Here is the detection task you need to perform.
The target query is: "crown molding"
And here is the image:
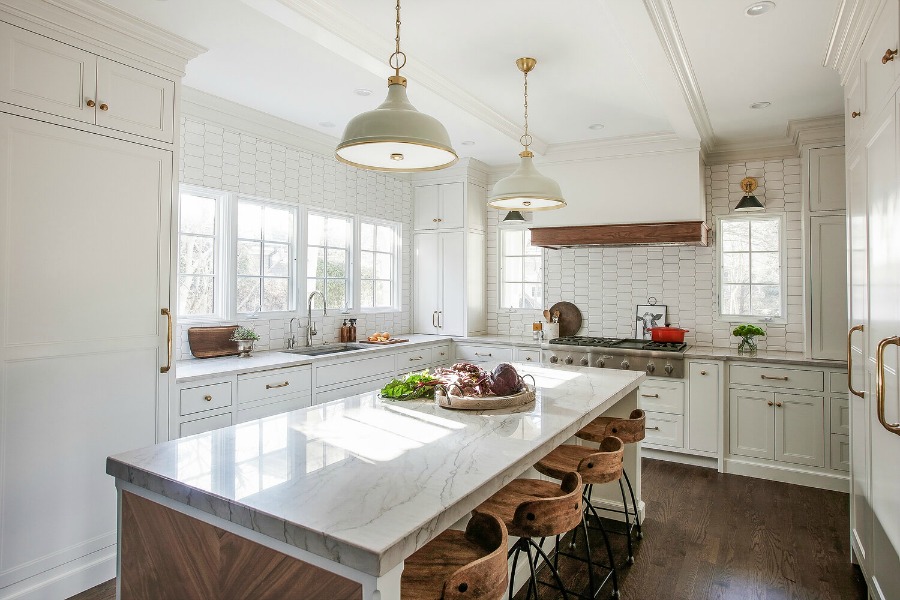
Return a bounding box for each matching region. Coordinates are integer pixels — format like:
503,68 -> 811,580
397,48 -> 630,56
410,157 -> 490,188
704,115 -> 845,164
824,0 -> 883,85
642,0 -> 717,155
542,131 -> 701,163
0,0 -> 206,76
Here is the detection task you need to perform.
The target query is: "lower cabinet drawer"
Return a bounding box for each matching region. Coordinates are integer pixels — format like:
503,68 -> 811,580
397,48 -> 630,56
830,434 -> 850,472
239,366 -> 312,405
180,412 -> 232,437
644,411 -> 684,448
730,364 -> 824,392
829,372 -> 847,394
315,378 -> 382,404
317,354 -> 395,388
180,382 -> 233,416
237,394 -> 311,423
831,397 -> 850,435
395,347 -> 433,373
454,344 -> 513,363
432,343 -> 452,365
517,349 -> 541,364
639,380 -> 685,415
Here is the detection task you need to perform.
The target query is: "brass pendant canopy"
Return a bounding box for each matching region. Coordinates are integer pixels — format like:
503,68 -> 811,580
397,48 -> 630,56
335,0 -> 457,172
734,176 -> 765,212
488,57 -> 565,211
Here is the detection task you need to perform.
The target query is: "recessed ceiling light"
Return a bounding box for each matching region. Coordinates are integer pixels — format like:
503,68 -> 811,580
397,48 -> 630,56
588,123 -> 605,130
354,88 -> 372,96
319,121 -> 335,128
750,101 -> 772,109
461,140 -> 476,146
745,1 -> 776,16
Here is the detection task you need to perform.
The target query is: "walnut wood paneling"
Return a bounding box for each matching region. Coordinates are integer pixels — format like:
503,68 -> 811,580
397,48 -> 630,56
121,492 -> 362,600
529,221 -> 709,248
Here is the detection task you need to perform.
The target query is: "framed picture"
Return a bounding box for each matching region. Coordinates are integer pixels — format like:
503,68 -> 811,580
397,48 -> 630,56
635,304 -> 667,339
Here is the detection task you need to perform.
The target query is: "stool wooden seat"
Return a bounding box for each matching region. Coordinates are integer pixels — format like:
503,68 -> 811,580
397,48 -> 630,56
534,437 -> 624,484
576,409 -> 646,444
402,511 -> 508,600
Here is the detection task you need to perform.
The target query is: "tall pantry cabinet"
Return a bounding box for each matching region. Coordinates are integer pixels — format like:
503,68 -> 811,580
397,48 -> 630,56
0,2 -> 202,599
831,1 -> 900,597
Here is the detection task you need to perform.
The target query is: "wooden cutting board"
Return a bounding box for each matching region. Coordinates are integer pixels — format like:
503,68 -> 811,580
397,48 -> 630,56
549,301 -> 583,337
188,325 -> 240,358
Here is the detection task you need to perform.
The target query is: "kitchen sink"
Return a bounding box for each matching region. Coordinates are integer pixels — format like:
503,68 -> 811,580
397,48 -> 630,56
281,344 -> 367,356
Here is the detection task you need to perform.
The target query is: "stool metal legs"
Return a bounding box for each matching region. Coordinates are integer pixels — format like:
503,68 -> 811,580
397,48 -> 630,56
508,537 -> 569,600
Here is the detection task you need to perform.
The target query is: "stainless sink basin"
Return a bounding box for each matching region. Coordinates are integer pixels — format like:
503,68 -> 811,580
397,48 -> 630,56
281,344 -> 367,356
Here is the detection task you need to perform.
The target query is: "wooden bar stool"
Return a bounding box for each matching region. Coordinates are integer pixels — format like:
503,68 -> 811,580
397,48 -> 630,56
402,511 -> 509,600
534,437 -> 624,597
576,409 -> 646,545
473,472 -> 586,600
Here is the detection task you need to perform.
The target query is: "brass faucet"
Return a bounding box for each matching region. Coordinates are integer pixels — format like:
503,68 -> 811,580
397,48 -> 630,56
306,291 -> 326,346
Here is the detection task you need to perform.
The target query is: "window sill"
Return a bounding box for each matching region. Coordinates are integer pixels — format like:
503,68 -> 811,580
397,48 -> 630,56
358,308 -> 402,315
717,315 -> 787,326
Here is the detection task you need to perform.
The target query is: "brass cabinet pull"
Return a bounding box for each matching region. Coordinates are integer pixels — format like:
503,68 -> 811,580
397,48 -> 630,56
848,324 -> 865,398
875,336 -> 900,435
851,111 -> 861,118
438,311 -> 442,328
761,375 -> 789,381
409,356 -> 423,361
86,99 -> 96,108
160,308 -> 172,373
641,393 -> 659,398
266,381 -> 290,389
648,426 -> 660,431
440,351 -> 446,356
432,311 -> 437,327
700,370 -> 708,375
204,395 -> 212,401
99,103 -> 109,111
767,401 -> 774,406
474,352 -> 492,357
882,48 -> 898,64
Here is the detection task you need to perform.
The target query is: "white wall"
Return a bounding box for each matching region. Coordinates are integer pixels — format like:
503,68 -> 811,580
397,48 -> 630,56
487,158 -> 806,352
176,115 -> 413,359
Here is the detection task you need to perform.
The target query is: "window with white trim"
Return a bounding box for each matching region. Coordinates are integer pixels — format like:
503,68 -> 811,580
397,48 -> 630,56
177,187 -> 225,318
236,198 -> 297,314
718,214 -> 785,320
359,220 -> 399,309
307,212 -> 353,311
499,227 -> 543,309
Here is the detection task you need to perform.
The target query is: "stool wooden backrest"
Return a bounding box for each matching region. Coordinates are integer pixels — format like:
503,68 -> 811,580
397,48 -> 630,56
512,472 -> 583,538
442,512 -> 508,600
580,409 -> 646,444
576,436 -> 624,484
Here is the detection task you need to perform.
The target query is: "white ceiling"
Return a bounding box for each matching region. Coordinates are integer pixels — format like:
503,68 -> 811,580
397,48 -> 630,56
103,0 -> 844,164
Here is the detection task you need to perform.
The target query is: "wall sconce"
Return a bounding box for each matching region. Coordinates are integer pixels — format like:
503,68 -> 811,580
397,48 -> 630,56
502,210 -> 527,223
734,177 -> 765,212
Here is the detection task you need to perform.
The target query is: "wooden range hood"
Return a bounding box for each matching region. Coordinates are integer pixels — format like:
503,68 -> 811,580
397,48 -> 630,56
529,220 -> 710,249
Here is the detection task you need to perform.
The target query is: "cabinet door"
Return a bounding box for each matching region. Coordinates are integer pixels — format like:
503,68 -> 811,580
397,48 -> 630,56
689,362 -> 719,453
729,389 -> 774,460
439,231 -> 467,335
413,233 -> 440,333
861,0 -> 899,115
845,67 -> 865,148
95,58 -> 175,143
414,184 -> 440,230
0,115 -> 171,586
809,147 -> 846,211
438,182 -> 465,229
775,393 -> 825,468
0,21 -> 96,123
810,215 -> 848,360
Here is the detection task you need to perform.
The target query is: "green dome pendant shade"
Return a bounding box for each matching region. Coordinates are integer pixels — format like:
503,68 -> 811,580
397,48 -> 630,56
335,1 -> 457,173
734,177 -> 765,212
488,57 -> 565,211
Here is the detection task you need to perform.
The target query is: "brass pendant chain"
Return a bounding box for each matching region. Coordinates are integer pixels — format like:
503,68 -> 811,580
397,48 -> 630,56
390,0 -> 406,76
522,69 -> 530,152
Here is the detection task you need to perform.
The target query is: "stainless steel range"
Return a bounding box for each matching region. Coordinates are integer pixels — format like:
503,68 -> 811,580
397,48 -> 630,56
542,336 -> 687,378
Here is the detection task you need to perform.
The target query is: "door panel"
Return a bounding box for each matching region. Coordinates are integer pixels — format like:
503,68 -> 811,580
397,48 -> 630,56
438,182 -> 465,229
729,390 -> 774,460
809,146 -> 846,211
413,184 -> 439,231
95,57 -> 175,142
775,393 -> 825,468
413,234 -> 439,334
439,231 -> 466,335
810,215 -> 848,360
688,362 -> 719,453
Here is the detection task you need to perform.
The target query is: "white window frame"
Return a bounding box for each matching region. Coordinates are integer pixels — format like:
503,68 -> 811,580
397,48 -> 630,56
176,184 -> 229,323
357,216 -> 402,313
498,224 -> 544,311
304,208 -> 355,315
716,213 -> 788,324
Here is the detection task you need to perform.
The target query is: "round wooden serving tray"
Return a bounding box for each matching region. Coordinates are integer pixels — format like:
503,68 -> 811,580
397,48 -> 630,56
435,383 -> 536,411
549,301 -> 582,337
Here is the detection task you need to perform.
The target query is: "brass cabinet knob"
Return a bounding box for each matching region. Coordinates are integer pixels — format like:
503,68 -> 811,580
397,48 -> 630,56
99,103 -> 109,111
767,401 -> 774,406
526,356 -> 532,361
432,218 -> 438,222
700,370 -> 708,375
851,111 -> 861,118
775,401 -> 783,407
86,99 -> 96,108
883,48 -> 898,64
204,395 -> 212,401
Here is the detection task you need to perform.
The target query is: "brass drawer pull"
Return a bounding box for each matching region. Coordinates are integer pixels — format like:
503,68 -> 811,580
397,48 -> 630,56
474,352 -> 492,357
851,111 -> 861,118
876,336 -> 900,436
761,375 -> 789,381
409,356 -> 423,361
525,356 -> 533,361
848,325 -> 865,398
647,426 -> 660,431
641,393 -> 659,398
266,381 -> 290,389
204,395 -> 212,401
883,48 -> 897,64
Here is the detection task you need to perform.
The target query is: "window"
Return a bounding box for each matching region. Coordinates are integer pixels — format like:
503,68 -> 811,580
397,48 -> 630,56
177,187 -> 225,318
359,220 -> 398,309
718,215 -> 785,320
500,228 -> 543,309
236,198 -> 296,314
307,212 -> 353,310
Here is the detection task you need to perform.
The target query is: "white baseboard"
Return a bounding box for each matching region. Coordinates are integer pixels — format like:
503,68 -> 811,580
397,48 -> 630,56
643,448 -> 718,469
723,458 -> 849,492
0,548 -> 115,600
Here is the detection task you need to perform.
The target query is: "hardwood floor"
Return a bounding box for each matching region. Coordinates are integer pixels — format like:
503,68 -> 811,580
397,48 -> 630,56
69,459 -> 866,600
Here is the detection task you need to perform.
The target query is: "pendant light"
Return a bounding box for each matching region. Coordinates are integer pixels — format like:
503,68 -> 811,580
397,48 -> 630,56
734,177 -> 765,212
335,1 -> 457,172
488,57 -> 565,211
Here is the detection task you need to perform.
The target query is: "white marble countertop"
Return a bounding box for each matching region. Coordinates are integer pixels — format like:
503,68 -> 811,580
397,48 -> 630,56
456,334 -> 543,348
108,364 -> 644,577
685,346 -> 847,369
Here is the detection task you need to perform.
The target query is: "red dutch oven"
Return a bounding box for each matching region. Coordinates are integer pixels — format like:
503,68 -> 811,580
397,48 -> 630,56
648,327 -> 689,343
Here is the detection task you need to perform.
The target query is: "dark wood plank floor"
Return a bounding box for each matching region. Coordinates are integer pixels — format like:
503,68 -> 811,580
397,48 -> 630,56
70,459 -> 866,600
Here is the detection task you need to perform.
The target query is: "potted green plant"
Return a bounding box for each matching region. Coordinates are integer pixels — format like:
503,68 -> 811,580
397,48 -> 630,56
230,326 -> 260,358
732,324 -> 766,355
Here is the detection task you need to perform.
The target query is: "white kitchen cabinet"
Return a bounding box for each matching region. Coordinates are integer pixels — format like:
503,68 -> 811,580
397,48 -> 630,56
729,390 -> 776,460
180,381 -> 233,416
688,362 -> 720,454
861,0 -> 899,117
845,66 -> 865,150
775,393 -> 826,468
0,21 -> 175,143
809,214 -> 848,360
644,411 -> 684,448
454,343 -> 514,364
414,182 -> 464,230
180,412 -> 233,437
808,147 -> 847,212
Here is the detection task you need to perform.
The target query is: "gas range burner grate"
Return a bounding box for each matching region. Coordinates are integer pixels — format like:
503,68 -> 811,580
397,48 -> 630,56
550,336 -> 687,352
642,341 -> 688,352
549,336 -> 622,347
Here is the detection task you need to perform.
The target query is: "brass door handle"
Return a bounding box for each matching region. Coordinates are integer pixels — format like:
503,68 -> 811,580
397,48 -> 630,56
875,336 -> 900,436
99,103 -> 109,111
432,311 -> 437,327
851,111 -> 861,118
848,324 -> 865,398
266,381 -> 290,389
641,393 -> 659,398
86,99 -> 96,108
761,375 -> 789,381
437,311 -> 443,328
160,308 -> 172,373
204,395 -> 212,401
883,48 -> 897,64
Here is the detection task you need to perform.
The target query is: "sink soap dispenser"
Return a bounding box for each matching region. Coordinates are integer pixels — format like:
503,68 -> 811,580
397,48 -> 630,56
340,319 -> 349,343
348,318 -> 357,343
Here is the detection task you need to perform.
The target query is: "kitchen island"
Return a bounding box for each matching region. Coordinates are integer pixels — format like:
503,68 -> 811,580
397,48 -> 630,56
107,364 -> 645,600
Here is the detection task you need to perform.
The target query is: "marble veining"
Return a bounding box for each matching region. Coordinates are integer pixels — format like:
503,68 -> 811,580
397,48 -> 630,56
108,364 -> 643,576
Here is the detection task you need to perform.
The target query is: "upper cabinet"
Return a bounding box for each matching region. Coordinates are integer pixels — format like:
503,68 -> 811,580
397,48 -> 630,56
861,0 -> 899,116
808,147 -> 846,212
0,21 -> 175,143
413,182 -> 465,230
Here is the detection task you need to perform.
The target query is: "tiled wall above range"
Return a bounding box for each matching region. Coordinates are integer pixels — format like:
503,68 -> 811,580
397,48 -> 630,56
487,158 -> 805,353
